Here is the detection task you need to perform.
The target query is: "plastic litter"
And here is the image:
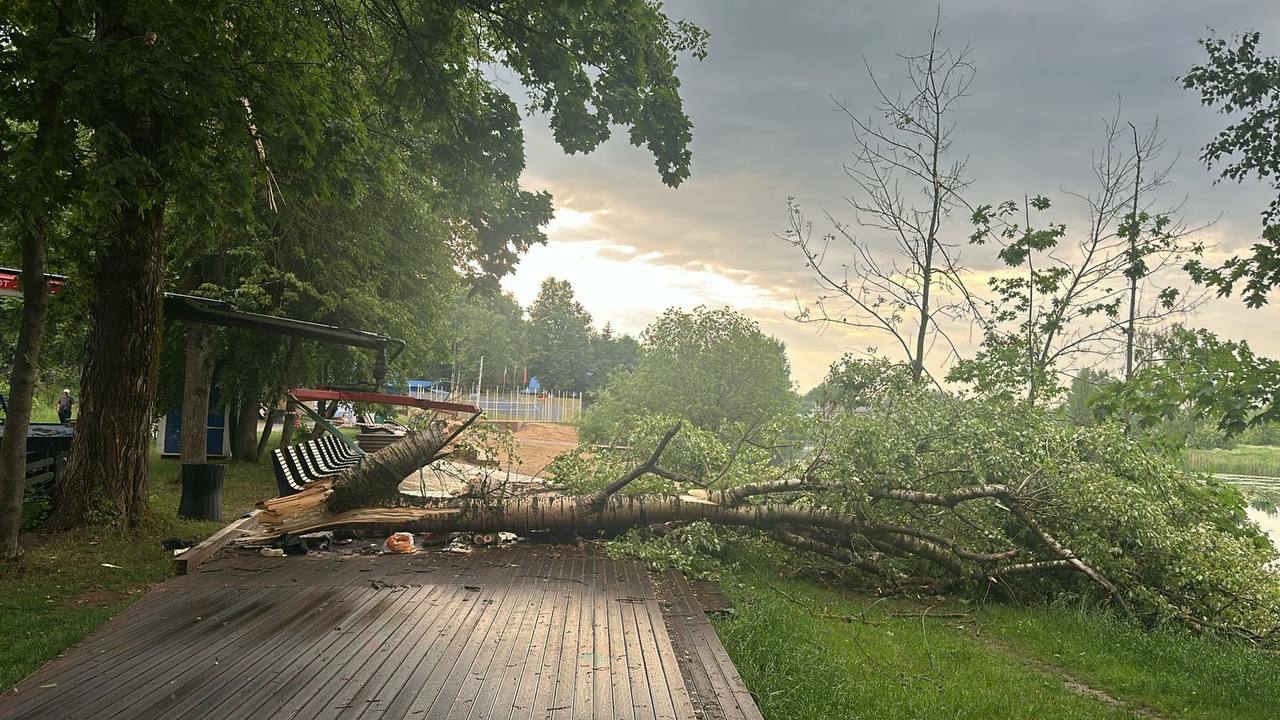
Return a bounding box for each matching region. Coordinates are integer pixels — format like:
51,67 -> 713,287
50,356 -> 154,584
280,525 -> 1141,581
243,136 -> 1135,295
383,532 -> 416,554
259,548 -> 285,557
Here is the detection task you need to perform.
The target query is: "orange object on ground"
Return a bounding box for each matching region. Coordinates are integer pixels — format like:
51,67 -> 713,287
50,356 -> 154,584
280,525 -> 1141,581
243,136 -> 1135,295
384,532 -> 415,553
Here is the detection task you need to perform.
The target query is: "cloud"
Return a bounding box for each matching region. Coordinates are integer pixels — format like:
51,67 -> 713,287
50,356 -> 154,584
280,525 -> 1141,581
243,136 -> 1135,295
509,0 -> 1280,388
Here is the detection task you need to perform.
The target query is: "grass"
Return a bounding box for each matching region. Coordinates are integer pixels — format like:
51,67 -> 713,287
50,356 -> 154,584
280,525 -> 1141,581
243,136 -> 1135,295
713,561 -> 1280,720
976,604 -> 1280,720
1186,444 -> 1280,479
0,454 -> 278,691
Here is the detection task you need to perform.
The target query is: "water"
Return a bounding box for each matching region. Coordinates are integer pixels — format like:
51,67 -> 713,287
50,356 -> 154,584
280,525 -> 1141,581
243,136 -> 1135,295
1215,474 -> 1280,551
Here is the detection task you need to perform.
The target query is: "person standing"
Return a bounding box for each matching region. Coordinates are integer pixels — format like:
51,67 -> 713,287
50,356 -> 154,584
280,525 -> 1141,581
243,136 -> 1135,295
56,388 -> 73,424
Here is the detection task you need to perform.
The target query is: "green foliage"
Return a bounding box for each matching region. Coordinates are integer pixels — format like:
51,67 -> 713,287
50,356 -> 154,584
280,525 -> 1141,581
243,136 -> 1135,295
957,185 -> 1200,404
526,277 -> 596,393
1094,326 -> 1280,435
1182,31 -> 1280,307
805,354 -> 914,414
580,306 -> 797,441
442,288 -> 528,389
1059,367 -> 1115,426
606,521 -> 726,579
807,391 -> 1280,636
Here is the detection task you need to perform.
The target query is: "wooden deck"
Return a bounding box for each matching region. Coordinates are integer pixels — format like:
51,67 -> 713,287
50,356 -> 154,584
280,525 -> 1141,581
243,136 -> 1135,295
0,544 -> 762,720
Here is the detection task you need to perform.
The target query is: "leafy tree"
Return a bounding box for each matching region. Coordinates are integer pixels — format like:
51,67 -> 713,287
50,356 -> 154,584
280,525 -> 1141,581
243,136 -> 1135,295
952,119 -> 1202,404
525,277 -> 594,393
581,306 -> 797,441
1060,367 -> 1115,427
783,14 -> 975,385
443,288 -> 527,392
1181,31 -> 1280,306
2,0 -> 708,532
1094,325 -> 1280,436
806,354 -> 913,415
586,323 -> 640,397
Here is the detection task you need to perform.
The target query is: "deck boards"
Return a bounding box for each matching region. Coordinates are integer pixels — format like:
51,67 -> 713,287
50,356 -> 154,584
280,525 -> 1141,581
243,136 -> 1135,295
1,544 -> 761,720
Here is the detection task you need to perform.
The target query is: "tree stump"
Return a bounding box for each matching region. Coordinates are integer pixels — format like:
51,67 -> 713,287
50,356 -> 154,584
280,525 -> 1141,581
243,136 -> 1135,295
178,463 -> 226,521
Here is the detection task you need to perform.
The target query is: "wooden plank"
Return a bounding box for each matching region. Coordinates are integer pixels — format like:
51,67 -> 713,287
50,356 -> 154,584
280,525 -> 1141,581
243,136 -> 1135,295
162,585 -> 382,720
509,553 -> 567,719
603,559 -> 636,720
1,546 -> 748,720
390,560 -> 525,717
658,570 -> 764,720
438,559 -> 537,720
631,564 -> 694,720
174,510 -> 262,574
338,582 -> 482,719
482,553 -> 558,720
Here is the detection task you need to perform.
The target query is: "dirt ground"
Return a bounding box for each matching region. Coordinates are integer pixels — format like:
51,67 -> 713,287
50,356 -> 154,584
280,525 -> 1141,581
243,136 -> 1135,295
504,422 -> 580,477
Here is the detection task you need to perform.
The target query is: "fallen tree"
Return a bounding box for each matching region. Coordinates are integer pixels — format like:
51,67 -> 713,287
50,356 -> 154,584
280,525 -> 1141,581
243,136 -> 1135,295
249,392 -> 1280,645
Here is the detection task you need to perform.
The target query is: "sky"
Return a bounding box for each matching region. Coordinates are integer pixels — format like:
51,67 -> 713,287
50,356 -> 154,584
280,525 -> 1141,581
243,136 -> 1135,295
501,0 -> 1280,391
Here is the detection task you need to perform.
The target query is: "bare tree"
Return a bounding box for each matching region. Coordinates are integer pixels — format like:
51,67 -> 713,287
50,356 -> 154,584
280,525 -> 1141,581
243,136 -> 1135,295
784,14 -> 975,385
957,112 -> 1208,403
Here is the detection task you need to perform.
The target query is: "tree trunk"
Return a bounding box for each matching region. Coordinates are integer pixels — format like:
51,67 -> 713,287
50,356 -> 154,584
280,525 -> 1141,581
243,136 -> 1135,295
0,221 -> 53,560
178,324 -> 218,466
0,76 -> 65,558
231,400 -> 260,462
48,5 -> 166,530
49,201 -> 165,529
270,337 -> 303,452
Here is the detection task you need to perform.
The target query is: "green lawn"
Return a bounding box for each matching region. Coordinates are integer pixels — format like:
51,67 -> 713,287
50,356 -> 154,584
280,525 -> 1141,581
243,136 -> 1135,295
0,454 -> 278,691
714,564 -> 1280,720
976,604 -> 1280,720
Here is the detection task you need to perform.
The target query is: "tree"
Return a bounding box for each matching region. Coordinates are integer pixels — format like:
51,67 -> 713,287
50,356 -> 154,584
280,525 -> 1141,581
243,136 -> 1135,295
254,392 -> 1280,643
3,0 -> 708,531
805,355 -> 913,415
0,0 -> 84,558
526,277 -> 595,393
443,288 -> 527,392
581,306 -> 796,440
951,117 -> 1203,404
1181,31 -> 1280,307
1094,325 -> 1280,436
783,14 -> 975,385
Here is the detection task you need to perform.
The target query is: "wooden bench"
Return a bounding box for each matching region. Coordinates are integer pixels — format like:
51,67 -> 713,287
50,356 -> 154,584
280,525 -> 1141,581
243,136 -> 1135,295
271,435 -> 365,496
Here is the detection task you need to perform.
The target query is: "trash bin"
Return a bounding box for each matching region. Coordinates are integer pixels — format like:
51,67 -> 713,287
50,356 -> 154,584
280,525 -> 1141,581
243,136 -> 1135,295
178,463 -> 226,521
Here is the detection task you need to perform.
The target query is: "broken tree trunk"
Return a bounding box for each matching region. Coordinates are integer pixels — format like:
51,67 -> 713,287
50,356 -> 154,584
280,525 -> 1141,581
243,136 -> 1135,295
247,422 -> 1126,611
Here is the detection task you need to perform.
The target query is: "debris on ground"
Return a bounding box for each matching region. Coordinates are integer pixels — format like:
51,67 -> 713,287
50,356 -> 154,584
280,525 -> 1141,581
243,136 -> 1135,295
383,532 -> 416,554
259,548 -> 285,557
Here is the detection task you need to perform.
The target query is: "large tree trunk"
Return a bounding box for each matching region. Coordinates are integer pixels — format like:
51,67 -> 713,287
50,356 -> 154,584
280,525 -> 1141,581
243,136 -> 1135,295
48,4 -> 165,530
178,324 -> 218,466
49,202 -> 165,529
231,400 -> 261,462
0,220 -> 53,560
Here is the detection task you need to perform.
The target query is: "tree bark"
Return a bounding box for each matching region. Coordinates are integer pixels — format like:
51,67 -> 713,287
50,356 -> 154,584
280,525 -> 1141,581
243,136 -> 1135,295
270,337 -> 303,451
49,201 -> 165,529
178,324 -> 218,466
48,4 -> 165,530
231,400 -> 260,462
0,214 -> 53,560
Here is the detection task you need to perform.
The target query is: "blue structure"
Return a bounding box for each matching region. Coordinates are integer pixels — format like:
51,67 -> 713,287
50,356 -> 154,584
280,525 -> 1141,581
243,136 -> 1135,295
159,389 -> 230,457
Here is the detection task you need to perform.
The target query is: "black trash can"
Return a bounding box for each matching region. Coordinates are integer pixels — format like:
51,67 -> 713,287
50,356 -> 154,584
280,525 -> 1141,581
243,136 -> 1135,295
178,463 -> 226,521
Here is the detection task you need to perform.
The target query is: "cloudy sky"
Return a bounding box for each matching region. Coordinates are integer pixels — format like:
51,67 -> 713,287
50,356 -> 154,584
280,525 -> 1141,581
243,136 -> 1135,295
502,0 -> 1280,390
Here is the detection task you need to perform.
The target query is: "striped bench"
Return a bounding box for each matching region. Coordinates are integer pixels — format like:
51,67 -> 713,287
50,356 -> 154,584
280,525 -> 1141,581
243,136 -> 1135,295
271,434 -> 365,497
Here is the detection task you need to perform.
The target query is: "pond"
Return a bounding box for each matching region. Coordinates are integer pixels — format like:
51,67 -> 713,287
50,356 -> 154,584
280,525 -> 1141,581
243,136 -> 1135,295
1217,474 -> 1280,551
